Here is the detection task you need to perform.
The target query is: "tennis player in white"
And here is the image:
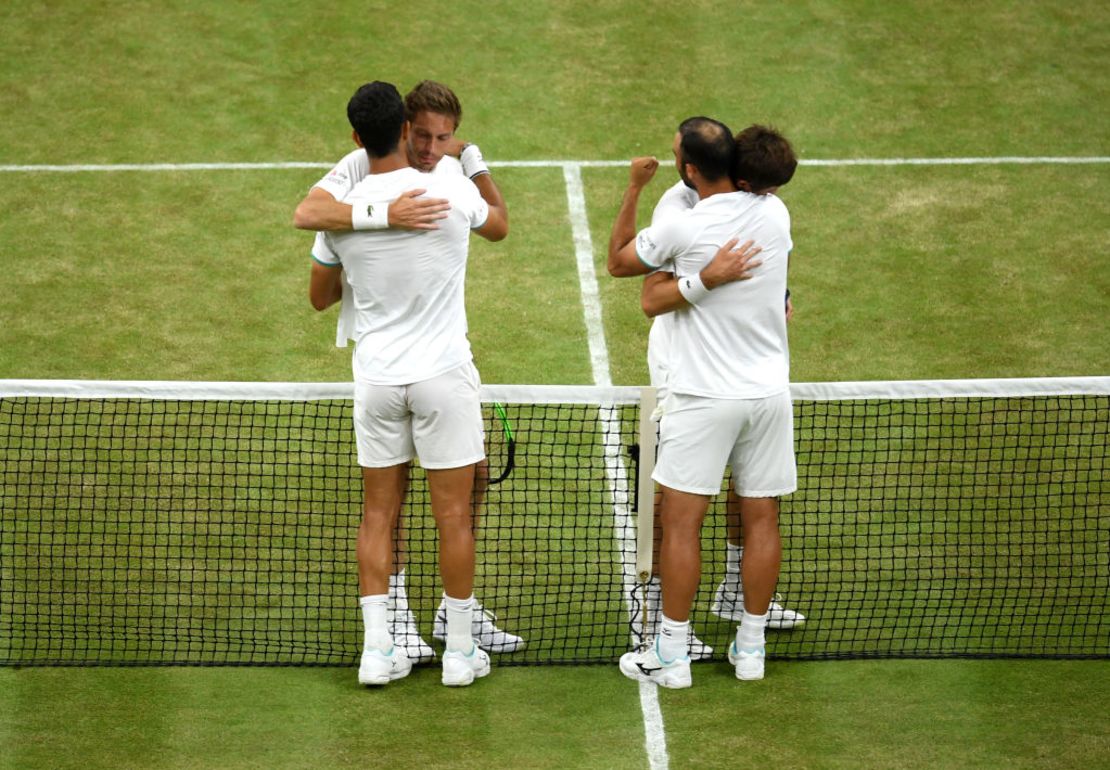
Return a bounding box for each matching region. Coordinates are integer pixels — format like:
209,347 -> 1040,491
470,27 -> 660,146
308,81 -> 508,687
643,120 -> 805,640
608,119 -> 799,687
296,81 -> 524,664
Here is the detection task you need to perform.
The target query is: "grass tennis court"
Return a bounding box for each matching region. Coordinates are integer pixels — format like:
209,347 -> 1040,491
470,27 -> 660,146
1,1 -> 1108,768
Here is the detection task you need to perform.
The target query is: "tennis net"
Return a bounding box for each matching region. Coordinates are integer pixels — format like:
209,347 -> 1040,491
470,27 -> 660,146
1,377 -> 1107,666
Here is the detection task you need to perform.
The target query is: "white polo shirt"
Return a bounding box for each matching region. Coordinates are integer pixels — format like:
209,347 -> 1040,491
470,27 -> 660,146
312,166 -> 488,385
635,190 -> 793,399
312,150 -> 465,347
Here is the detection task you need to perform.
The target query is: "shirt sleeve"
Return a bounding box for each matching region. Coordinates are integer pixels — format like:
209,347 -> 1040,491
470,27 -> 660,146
456,177 -> 490,230
313,149 -> 368,200
311,231 -> 342,267
634,223 -> 678,271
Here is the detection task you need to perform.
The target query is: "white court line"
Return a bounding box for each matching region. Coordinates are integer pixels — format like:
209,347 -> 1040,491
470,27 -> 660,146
561,163 -> 670,770
1,156 -> 1108,172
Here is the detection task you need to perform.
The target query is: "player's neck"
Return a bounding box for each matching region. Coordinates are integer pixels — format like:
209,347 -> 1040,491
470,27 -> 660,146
695,177 -> 736,200
367,148 -> 410,175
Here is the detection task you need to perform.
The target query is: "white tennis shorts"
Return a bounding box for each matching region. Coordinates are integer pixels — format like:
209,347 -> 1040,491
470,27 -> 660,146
352,361 -> 485,469
652,389 -> 797,497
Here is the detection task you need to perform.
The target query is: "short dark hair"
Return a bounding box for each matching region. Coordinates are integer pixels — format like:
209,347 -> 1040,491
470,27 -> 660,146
678,116 -> 735,183
733,125 -> 797,192
404,80 -> 462,128
347,81 -> 405,158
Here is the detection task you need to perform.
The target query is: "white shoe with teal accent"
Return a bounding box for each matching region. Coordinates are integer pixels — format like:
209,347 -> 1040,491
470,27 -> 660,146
728,640 -> 765,681
441,642 -> 491,687
712,584 -> 806,629
358,646 -> 412,686
619,638 -> 692,689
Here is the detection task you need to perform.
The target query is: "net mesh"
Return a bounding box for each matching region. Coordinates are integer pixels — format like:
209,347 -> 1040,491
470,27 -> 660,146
1,380 -> 1106,666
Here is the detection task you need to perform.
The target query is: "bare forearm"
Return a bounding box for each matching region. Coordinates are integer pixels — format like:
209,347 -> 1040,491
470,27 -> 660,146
641,273 -> 686,317
294,195 -> 354,231
309,264 -> 344,311
473,173 -> 509,239
608,185 -> 643,275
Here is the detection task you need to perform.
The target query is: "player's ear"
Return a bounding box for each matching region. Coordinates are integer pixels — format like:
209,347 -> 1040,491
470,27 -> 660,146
401,121 -> 411,141
351,130 -> 363,148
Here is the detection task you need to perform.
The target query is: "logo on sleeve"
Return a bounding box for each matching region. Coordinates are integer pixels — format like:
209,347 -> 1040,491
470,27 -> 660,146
635,230 -> 657,258
366,204 -> 374,217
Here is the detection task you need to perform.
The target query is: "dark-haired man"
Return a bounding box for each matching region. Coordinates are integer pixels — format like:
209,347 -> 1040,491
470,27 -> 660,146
640,123 -> 806,646
295,81 -> 522,663
308,81 -> 508,687
608,119 -> 799,687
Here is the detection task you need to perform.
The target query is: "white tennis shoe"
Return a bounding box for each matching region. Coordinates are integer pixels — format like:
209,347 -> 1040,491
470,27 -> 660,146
358,646 -> 412,686
728,640 -> 765,681
712,584 -> 806,629
619,638 -> 692,689
433,599 -> 525,654
441,642 -> 491,687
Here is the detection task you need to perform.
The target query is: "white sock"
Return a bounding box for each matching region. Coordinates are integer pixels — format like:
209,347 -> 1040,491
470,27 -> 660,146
658,614 -> 689,662
444,593 -> 475,653
724,543 -> 744,595
359,594 -> 391,651
737,610 -> 768,651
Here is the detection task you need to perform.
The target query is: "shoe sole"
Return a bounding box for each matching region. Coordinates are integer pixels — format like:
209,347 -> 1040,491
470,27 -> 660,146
359,667 -> 411,686
442,661 -> 491,687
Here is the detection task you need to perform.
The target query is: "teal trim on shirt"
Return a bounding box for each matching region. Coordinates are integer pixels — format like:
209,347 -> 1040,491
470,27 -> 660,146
311,253 -> 341,268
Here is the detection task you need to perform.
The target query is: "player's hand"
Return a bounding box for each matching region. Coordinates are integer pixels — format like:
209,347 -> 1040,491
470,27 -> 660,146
785,295 -> 794,322
444,137 -> 468,158
701,237 -> 763,289
629,157 -> 659,189
387,189 -> 450,231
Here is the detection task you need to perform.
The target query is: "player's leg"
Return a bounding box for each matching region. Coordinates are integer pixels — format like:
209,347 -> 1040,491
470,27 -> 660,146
387,463 -> 436,663
427,463 -> 477,602
620,485 -> 709,689
621,393 -> 730,688
726,391 -> 796,681
635,484 -> 713,659
357,463 -> 413,685
737,497 -> 781,616
434,455 -> 524,652
426,462 -> 489,686
352,380 -> 416,685
713,486 -> 805,628
711,483 -> 744,613
410,362 -> 490,686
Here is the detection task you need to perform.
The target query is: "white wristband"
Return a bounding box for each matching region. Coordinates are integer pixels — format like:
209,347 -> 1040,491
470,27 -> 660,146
678,272 -> 711,305
351,200 -> 389,230
460,143 -> 490,179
